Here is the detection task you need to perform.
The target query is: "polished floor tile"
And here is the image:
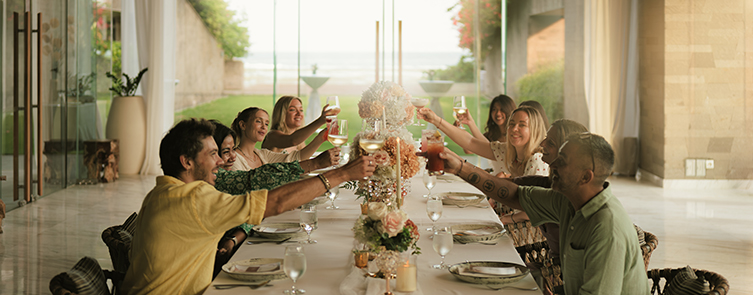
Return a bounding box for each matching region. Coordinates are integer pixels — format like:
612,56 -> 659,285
0,175 -> 750,294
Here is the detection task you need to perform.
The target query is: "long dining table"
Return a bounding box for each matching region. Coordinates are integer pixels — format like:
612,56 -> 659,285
206,175 -> 541,295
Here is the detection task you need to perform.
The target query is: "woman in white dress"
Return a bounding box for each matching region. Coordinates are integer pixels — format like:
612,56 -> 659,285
262,96 -> 338,154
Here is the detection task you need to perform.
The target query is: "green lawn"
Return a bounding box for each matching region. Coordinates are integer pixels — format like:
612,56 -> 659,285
175,94 -> 491,155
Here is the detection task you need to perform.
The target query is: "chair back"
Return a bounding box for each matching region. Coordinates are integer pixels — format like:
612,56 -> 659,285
647,267 -> 729,295
641,230 -> 659,270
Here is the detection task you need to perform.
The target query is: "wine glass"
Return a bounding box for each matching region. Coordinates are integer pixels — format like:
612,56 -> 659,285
325,96 -> 341,122
432,226 -> 453,269
411,97 -> 429,126
359,118 -> 385,157
325,185 -> 340,210
453,96 -> 468,130
328,119 -> 348,168
426,195 -> 442,233
422,169 -> 436,198
283,245 -> 307,294
299,204 -> 318,244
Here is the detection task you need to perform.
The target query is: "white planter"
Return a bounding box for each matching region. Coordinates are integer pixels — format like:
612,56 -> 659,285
105,96 -> 146,175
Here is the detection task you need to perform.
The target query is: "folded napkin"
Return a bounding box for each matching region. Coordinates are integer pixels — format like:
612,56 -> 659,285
446,195 -> 479,200
230,262 -> 280,273
258,227 -> 300,233
459,266 -> 519,277
454,228 -> 499,236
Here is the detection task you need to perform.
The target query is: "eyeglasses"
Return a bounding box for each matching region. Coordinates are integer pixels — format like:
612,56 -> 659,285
578,132 -> 596,173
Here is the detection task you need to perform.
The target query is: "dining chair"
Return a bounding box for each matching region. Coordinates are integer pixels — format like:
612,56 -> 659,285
641,229 -> 659,270
100,212 -> 137,294
49,256 -> 122,295
647,266 -> 729,295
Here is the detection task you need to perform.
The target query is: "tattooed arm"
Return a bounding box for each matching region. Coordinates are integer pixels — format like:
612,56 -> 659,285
438,148 -> 523,211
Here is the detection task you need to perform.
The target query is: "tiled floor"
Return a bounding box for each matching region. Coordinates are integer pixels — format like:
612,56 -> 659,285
0,175 -> 750,294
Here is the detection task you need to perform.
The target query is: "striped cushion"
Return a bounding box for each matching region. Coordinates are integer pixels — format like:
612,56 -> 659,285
634,224 -> 646,246
666,265 -> 710,295
121,212 -> 138,235
52,256 -> 110,295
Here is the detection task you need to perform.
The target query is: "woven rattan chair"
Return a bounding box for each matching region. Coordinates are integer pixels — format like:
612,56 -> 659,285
647,267 -> 729,295
641,230 -> 659,270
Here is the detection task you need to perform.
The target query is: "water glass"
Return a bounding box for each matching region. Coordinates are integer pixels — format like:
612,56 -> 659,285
432,226 -> 453,269
299,205 -> 318,244
426,195 -> 442,232
422,170 -> 436,198
283,245 -> 306,294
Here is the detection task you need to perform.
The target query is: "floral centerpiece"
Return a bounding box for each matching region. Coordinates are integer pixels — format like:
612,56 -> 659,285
347,81 -> 420,203
353,202 -> 420,254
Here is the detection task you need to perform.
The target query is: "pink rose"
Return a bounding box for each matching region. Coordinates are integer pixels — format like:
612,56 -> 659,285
379,211 -> 407,238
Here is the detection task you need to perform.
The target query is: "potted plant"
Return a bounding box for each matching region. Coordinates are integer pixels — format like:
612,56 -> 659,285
104,68 -> 148,175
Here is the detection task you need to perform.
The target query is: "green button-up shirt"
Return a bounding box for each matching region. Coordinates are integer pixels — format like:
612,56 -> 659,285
518,184 -> 649,295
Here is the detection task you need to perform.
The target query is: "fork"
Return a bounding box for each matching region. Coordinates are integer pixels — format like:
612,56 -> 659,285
213,281 -> 271,290
484,284 -> 538,291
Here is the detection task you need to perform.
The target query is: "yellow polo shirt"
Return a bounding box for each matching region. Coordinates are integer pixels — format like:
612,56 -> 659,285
122,176 -> 267,295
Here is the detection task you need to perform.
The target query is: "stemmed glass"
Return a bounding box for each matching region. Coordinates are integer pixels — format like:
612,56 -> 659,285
422,168 -> 436,198
359,118 -> 385,157
327,119 -> 348,168
325,96 -> 341,122
426,195 -> 442,233
432,226 -> 453,269
325,185 -> 340,210
283,245 -> 307,294
411,97 -> 429,126
453,96 -> 468,130
299,204 -> 318,244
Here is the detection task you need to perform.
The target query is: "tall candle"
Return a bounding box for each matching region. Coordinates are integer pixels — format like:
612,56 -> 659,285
396,137 -> 401,208
382,106 -> 387,130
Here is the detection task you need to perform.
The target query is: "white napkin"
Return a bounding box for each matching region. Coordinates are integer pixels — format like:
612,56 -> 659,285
459,266 -> 519,277
259,227 -> 300,233
230,262 -> 280,273
446,195 -> 478,201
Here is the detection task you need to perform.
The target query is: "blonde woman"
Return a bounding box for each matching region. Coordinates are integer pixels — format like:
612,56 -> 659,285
262,96 -> 337,153
417,105 -> 548,178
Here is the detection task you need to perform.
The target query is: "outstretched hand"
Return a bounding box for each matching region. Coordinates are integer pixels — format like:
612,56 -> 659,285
314,148 -> 341,169
416,108 -> 440,125
416,148 -> 464,175
339,155 -> 376,180
321,104 -> 340,118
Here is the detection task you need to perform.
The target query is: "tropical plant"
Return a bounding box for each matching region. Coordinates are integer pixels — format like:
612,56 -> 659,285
187,0 -> 250,59
67,73 -> 95,102
106,68 -> 148,97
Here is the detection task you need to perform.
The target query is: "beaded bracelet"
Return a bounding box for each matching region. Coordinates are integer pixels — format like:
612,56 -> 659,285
317,174 -> 331,193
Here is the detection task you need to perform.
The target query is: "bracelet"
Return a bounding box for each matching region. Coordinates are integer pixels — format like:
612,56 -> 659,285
510,213 -> 516,224
459,159 -> 467,172
317,174 -> 331,193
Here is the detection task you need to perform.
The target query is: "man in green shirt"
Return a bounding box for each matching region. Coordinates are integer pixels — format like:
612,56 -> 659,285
437,132 -> 649,295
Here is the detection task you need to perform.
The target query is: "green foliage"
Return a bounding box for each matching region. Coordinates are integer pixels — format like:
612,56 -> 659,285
67,73 -> 95,102
427,54 -> 475,83
451,0 -> 504,61
111,41 -> 122,75
187,0 -> 250,59
515,60 -> 564,121
106,68 -> 148,97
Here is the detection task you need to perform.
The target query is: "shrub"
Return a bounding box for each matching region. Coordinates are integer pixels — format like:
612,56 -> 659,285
515,60 -> 564,120
187,0 -> 250,59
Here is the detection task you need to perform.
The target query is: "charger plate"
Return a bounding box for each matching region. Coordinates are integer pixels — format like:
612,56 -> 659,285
438,192 -> 485,207
222,258 -> 287,282
253,223 -> 306,240
452,223 -> 505,244
448,261 -> 529,285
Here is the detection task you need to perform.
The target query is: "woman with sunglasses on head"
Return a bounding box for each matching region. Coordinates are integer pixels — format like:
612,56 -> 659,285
262,95 -> 338,154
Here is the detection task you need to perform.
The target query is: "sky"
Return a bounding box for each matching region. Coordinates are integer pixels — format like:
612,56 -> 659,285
226,0 -> 464,53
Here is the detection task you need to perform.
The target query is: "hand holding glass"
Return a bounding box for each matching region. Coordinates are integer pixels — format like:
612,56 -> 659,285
283,245 -> 306,294
411,97 -> 429,126
325,96 -> 341,121
426,134 -> 445,176
453,96 -> 468,130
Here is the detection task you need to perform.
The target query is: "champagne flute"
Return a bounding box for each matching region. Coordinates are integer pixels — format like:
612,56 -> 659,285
327,119 -> 349,168
422,169 -> 436,198
432,226 -> 453,269
411,97 -> 429,126
299,205 -> 318,244
453,96 -> 468,130
283,245 -> 307,294
325,185 -> 340,210
426,195 -> 442,233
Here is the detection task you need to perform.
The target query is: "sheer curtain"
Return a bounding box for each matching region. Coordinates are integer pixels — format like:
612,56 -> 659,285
121,0 -> 177,175
583,0 -> 639,175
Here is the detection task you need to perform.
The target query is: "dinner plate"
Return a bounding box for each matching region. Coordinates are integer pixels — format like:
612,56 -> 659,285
222,258 -> 288,282
448,261 -> 529,285
253,223 -> 306,240
452,223 -> 505,244
438,192 -> 485,207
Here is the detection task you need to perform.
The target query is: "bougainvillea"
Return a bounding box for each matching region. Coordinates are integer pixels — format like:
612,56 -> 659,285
452,0 -> 503,60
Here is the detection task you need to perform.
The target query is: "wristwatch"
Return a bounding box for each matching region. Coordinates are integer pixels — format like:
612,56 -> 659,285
227,235 -> 238,247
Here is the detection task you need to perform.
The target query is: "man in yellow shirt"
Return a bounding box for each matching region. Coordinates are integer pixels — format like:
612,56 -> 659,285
121,118 -> 375,295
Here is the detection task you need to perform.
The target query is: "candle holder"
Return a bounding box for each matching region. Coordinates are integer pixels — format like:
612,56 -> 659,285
396,253 -> 418,292
375,248 -> 400,295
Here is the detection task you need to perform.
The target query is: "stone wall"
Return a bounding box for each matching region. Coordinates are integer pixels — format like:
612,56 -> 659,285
174,0 -> 225,111
639,0 -> 753,180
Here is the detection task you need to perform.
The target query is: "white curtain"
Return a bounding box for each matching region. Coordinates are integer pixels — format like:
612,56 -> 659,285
583,0 -> 640,175
129,0 -> 177,175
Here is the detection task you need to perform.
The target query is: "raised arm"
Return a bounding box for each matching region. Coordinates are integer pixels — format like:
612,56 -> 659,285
264,155 -> 374,217
418,108 -> 496,159
262,104 -> 340,150
437,147 -> 522,210
457,111 -> 488,144
296,128 -> 327,159
299,147 -> 341,172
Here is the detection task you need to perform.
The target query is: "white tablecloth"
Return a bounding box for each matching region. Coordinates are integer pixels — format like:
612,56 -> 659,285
206,176 -> 540,294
